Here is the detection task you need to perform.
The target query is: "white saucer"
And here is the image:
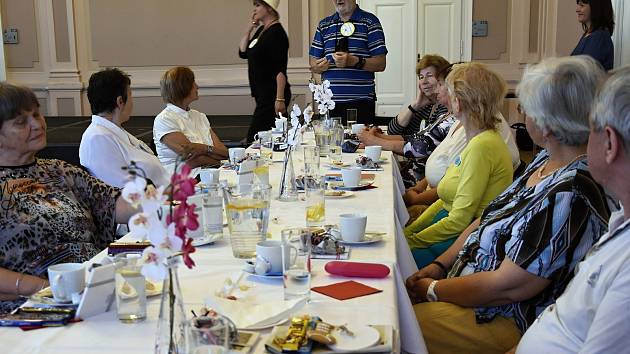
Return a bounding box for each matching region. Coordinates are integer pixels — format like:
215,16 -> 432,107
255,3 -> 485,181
328,324 -> 380,351
339,233 -> 384,245
325,190 -> 354,199
145,281 -> 163,297
243,268 -> 283,279
331,180 -> 375,191
191,232 -> 223,247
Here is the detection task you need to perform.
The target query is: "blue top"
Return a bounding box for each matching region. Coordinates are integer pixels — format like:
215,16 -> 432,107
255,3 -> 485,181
309,6 -> 388,103
571,29 -> 614,70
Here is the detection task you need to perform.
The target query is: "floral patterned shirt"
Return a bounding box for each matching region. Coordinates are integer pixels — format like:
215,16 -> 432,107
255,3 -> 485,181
449,150 -> 610,333
0,159 -> 120,313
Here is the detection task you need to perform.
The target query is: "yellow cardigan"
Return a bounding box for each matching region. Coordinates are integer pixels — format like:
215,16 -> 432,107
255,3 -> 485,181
405,130 -> 513,248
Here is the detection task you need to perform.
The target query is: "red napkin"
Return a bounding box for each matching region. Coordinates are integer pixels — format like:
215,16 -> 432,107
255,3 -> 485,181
311,280 -> 382,300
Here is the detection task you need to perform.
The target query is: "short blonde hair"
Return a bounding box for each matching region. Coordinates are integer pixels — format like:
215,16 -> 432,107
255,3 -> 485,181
160,66 -> 195,105
446,62 -> 506,130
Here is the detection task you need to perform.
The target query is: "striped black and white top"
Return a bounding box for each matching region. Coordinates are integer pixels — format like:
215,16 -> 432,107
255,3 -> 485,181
388,103 -> 448,136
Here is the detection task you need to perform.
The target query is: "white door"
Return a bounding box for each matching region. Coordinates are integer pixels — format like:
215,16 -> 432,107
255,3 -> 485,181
418,0 -> 471,63
360,0 -> 471,117
359,0 -> 418,117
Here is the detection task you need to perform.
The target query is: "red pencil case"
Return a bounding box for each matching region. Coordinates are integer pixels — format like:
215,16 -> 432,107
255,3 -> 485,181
324,261 -> 390,278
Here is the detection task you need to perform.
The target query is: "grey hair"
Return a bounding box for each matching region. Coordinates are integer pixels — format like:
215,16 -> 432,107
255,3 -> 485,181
591,65 -> 630,151
516,56 -> 606,146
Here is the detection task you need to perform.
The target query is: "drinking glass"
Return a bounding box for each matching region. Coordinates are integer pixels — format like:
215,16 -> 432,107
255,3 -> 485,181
303,145 -> 320,177
189,315 -> 234,354
346,108 -> 358,128
313,120 -> 331,157
114,253 -> 147,323
281,229 -> 312,300
223,184 -> 272,259
305,176 -> 325,227
329,124 -> 344,163
200,184 -> 224,238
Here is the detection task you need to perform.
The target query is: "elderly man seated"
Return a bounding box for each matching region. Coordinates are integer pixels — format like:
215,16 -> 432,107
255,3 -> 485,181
515,66 -> 630,353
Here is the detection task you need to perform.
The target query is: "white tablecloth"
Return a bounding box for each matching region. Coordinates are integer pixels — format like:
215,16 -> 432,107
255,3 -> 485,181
0,151 -> 427,354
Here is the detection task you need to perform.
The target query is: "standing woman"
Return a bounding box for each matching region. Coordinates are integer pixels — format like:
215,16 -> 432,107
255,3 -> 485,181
239,0 -> 291,143
571,0 -> 615,70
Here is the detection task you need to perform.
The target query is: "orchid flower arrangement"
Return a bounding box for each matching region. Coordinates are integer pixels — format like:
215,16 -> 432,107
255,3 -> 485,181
309,80 -> 336,115
122,162 -> 198,281
287,103 -> 314,146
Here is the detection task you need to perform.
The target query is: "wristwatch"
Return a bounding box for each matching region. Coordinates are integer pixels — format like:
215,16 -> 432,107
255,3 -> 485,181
426,280 -> 439,302
354,56 -> 366,69
206,145 -> 214,155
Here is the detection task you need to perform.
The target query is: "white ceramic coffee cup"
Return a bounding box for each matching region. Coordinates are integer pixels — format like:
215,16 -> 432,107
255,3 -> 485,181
48,263 -> 86,303
255,240 -> 297,274
228,147 -> 246,164
365,145 -> 382,162
339,213 -> 368,242
199,168 -> 220,185
351,123 -> 366,134
341,166 -> 362,187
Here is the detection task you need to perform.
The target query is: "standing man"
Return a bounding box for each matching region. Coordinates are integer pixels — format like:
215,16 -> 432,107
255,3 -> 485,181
310,0 -> 387,124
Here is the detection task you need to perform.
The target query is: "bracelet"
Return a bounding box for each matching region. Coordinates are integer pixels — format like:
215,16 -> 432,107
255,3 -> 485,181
15,274 -> 24,296
408,104 -> 421,117
430,261 -> 448,276
275,98 -> 285,102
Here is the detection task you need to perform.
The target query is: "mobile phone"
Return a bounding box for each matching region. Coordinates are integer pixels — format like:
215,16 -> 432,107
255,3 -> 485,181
0,310 -> 72,327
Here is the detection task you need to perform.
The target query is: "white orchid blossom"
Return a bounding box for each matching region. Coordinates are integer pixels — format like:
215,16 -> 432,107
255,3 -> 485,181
122,177 -> 147,207
140,246 -> 168,282
309,80 -> 335,117
303,105 -> 314,124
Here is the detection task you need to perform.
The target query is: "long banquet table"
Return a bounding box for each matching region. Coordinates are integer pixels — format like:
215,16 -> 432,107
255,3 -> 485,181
0,151 -> 428,354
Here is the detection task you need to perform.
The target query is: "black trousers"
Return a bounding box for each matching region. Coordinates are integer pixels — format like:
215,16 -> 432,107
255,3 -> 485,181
328,99 -> 376,125
248,97 -> 274,143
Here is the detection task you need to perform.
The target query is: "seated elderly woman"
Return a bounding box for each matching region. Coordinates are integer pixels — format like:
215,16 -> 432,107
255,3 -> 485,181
404,63 -> 514,268
403,64 -> 520,209
360,54 -> 449,153
515,66 -> 630,354
405,56 -> 611,354
153,66 -> 228,174
80,68 -> 169,187
0,83 -> 137,314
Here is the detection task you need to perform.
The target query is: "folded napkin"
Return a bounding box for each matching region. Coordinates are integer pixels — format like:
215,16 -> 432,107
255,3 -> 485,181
312,280 -> 382,300
204,296 -> 306,329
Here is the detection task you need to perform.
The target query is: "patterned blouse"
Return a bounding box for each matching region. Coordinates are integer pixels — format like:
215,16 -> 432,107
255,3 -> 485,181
399,113 -> 456,187
387,103 -> 448,136
448,150 -> 610,333
0,159 -> 120,313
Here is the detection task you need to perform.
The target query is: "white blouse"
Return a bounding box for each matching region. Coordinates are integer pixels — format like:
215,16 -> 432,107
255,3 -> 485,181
79,115 -> 169,188
153,104 -> 215,174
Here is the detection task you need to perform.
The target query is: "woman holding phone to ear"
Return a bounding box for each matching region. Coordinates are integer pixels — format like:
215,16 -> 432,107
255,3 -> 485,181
239,0 -> 292,143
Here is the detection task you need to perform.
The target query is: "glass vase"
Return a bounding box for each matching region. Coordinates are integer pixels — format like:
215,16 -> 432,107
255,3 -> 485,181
155,257 -> 190,354
277,147 -> 298,202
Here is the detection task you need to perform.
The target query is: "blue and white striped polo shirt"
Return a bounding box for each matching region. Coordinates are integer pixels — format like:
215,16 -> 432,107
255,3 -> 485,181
310,6 -> 388,103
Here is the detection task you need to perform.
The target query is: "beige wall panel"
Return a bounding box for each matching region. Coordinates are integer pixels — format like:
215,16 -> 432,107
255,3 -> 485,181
132,95 -> 256,117
1,0 -> 39,68
472,0 -> 509,61
39,98 -> 48,116
528,0 -> 539,53
52,0 -> 71,62
132,94 -> 305,117
288,0 -> 303,58
555,0 -> 583,56
57,97 -> 75,115
90,0 -> 254,67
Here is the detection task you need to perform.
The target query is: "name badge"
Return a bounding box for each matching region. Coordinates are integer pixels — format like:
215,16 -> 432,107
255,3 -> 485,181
340,22 -> 355,37
248,38 -> 259,49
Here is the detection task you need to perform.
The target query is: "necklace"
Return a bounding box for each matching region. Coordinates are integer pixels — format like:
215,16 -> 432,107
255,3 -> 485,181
537,154 -> 587,179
